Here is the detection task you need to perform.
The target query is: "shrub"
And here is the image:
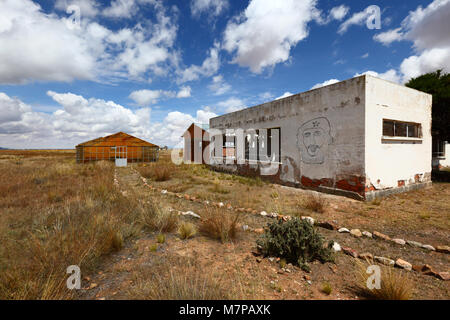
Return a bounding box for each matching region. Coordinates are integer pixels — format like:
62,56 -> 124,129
355,261 -> 414,300
178,222 -> 197,240
157,234 -> 165,244
199,207 -> 240,243
153,166 -> 171,181
302,194 -> 326,213
321,282 -> 332,295
256,218 -> 334,272
139,201 -> 178,233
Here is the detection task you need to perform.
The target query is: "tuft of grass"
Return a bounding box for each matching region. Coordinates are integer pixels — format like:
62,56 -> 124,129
157,233 -> 165,244
139,201 -> 179,233
321,282 -> 332,295
137,163 -> 172,182
127,256 -> 231,300
302,194 -> 326,213
370,198 -> 382,206
208,180 -> 230,194
199,207 -> 240,243
149,244 -> 158,252
355,261 -> 414,300
177,222 -> 197,240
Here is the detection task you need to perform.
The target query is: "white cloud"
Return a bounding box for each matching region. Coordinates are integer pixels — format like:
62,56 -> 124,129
55,0 -> 100,17
208,75 -> 231,95
216,97 -> 246,113
275,92 -> 294,100
177,86 -> 192,98
0,91 -> 215,148
0,0 -> 178,84
223,0 -> 319,73
338,5 -> 380,34
361,53 -> 369,59
178,43 -> 220,83
259,92 -> 274,102
129,86 -> 190,106
400,48 -> 450,82
354,69 -> 401,83
328,5 -> 349,21
0,0 -> 95,84
129,90 -> 166,106
310,78 -> 339,89
373,27 -> 404,45
371,0 -> 450,82
191,0 -> 229,18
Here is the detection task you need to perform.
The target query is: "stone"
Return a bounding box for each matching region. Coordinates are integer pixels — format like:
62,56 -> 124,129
406,240 -> 422,248
392,238 -> 406,245
358,252 -> 374,261
395,259 -> 412,271
317,221 -> 339,230
184,194 -> 190,200
218,202 -> 225,208
332,242 -> 341,252
362,231 -> 372,238
338,227 -> 350,233
303,275 -> 311,281
242,225 -> 249,231
161,190 -> 167,194
260,211 -> 268,217
412,265 -> 424,273
226,203 -> 232,210
373,231 -> 391,241
301,216 -> 315,225
437,272 -> 450,281
436,245 -> 450,254
342,246 -> 358,258
270,212 -> 278,218
374,256 -> 395,266
422,244 -> 436,251
181,211 -> 201,219
350,229 -> 362,237
256,258 -> 262,263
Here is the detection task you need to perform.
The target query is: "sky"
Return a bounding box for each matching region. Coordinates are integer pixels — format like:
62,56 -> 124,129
0,0 -> 449,148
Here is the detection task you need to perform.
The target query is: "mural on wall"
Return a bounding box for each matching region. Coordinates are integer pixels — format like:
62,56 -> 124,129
297,117 -> 333,164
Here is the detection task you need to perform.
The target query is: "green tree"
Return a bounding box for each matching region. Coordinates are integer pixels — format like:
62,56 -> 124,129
405,70 -> 450,141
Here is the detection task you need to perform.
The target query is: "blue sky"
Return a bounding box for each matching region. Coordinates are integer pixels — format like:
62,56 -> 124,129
0,0 -> 449,148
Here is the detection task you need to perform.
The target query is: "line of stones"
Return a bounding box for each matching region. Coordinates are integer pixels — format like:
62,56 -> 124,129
132,168 -> 449,281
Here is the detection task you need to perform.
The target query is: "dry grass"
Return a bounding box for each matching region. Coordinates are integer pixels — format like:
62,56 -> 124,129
126,256 -> 231,300
136,163 -> 172,181
199,207 -> 240,243
0,157 -> 142,299
178,222 -> 197,240
138,200 -> 179,233
355,261 -> 414,300
302,193 -> 327,213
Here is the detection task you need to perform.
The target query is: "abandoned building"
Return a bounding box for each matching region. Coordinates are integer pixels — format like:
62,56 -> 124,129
205,74 -> 432,201
182,123 -> 210,164
76,132 -> 159,165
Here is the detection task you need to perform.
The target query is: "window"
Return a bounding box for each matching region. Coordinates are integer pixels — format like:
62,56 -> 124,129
382,119 -> 421,138
244,128 -> 280,162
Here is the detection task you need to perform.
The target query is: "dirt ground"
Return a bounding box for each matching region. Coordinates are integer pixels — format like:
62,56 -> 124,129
79,162 -> 449,300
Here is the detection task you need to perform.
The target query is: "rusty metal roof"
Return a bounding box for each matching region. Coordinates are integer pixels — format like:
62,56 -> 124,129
76,132 -> 159,148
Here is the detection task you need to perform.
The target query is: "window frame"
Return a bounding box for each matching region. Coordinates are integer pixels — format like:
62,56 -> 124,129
382,119 -> 422,139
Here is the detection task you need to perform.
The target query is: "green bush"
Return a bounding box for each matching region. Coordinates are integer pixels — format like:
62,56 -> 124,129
256,218 -> 334,272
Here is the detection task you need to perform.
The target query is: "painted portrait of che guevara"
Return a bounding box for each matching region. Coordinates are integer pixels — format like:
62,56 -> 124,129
297,117 -> 332,164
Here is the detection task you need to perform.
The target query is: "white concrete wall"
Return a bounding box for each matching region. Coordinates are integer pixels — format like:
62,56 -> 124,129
210,76 -> 366,198
440,143 -> 450,167
364,75 -> 432,190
